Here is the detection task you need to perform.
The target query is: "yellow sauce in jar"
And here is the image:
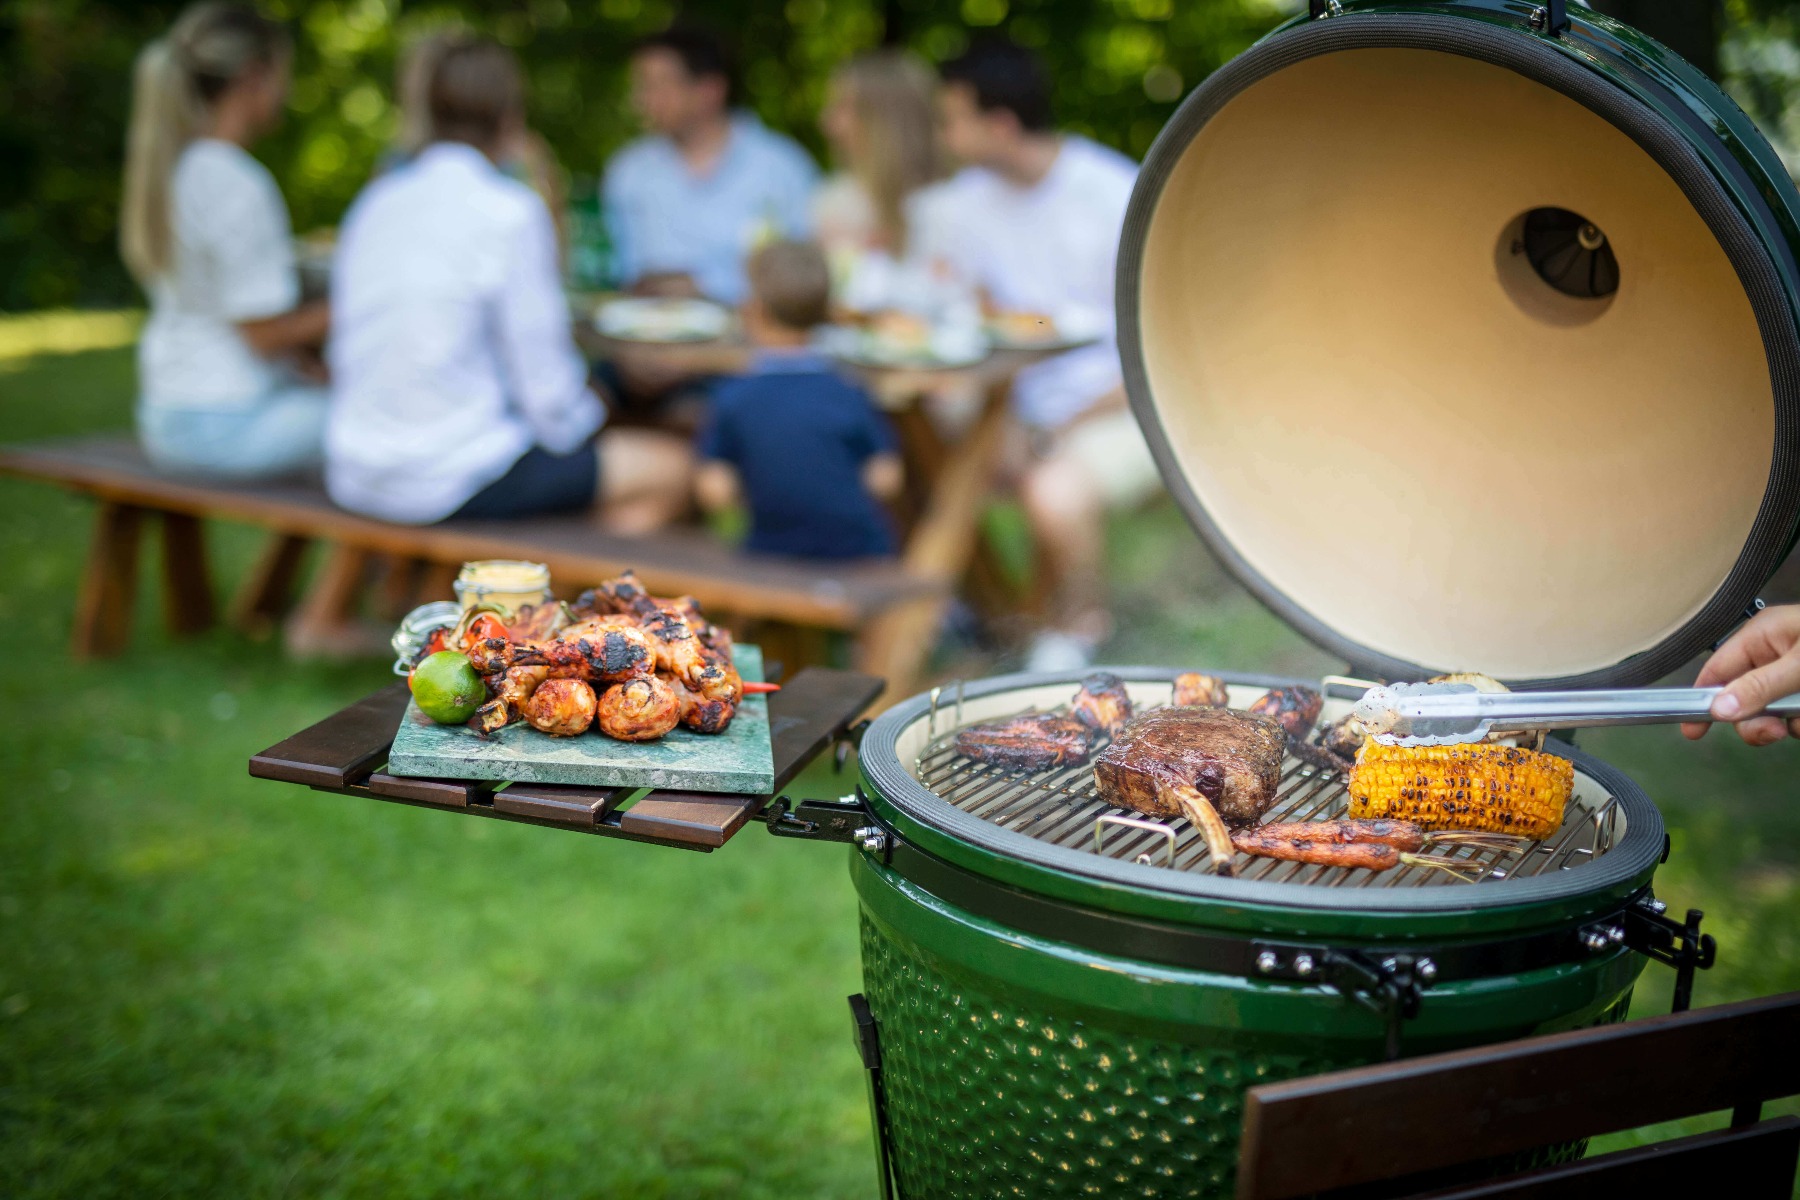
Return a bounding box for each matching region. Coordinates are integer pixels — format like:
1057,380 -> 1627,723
454,560 -> 552,617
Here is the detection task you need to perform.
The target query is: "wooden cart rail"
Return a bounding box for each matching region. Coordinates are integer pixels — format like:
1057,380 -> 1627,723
249,667 -> 884,852
1238,990 -> 1800,1199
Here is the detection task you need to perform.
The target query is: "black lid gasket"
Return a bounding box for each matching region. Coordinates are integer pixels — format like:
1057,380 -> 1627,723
1114,12 -> 1800,689
860,669 -> 1667,916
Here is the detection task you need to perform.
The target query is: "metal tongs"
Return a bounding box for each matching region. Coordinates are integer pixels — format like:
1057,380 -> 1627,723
1354,681 -> 1800,747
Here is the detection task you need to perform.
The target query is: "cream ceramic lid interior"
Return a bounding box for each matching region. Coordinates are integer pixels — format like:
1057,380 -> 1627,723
1137,46 -> 1774,680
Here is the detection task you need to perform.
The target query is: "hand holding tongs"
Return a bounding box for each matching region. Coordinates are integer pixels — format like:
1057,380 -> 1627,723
1354,681 -> 1800,746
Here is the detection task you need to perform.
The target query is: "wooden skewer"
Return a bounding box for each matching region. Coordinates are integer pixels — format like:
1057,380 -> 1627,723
742,681 -> 781,694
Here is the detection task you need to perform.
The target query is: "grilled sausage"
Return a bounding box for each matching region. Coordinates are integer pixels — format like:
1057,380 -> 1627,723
1228,833 -> 1404,871
1249,819 -> 1425,852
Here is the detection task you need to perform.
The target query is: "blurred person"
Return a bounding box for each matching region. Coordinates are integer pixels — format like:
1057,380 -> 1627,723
122,2 -> 329,479
1683,604 -> 1800,746
391,27 -> 567,254
814,50 -> 956,315
931,37 -> 1158,671
326,36 -> 689,530
604,27 -> 817,305
695,241 -> 902,559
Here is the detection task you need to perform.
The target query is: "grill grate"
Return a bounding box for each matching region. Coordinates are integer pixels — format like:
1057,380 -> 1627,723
911,693 -> 1620,889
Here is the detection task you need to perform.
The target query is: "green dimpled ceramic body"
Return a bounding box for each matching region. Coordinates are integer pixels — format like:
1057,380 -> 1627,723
853,853 -> 1642,1199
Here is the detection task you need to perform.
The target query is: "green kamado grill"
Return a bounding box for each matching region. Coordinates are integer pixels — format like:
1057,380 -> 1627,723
815,2 -> 1800,1196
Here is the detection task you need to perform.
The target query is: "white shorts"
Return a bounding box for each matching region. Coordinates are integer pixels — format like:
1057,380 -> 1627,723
1054,408 -> 1164,509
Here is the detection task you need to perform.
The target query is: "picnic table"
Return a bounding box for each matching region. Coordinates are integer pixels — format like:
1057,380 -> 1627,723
581,321 -> 1063,703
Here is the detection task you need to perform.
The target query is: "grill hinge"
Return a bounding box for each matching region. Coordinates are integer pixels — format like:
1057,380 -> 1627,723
1253,942 -> 1433,1060
1616,896 -> 1716,1013
761,792 -> 877,843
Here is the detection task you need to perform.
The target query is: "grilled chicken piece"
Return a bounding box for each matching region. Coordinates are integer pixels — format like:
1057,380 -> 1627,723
558,618 -> 654,683
596,674 -> 681,741
469,664 -> 551,734
1071,672 -> 1133,734
522,678 -> 597,736
657,594 -> 734,658
1172,672 -> 1230,708
1093,707 -> 1286,826
670,675 -> 737,734
506,600 -> 568,642
956,713 -> 1095,771
1247,686 -> 1323,739
1321,711 -> 1373,760
470,698 -> 512,735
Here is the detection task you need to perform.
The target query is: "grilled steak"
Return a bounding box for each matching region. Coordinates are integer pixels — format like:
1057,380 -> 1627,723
1247,686 -> 1323,739
956,713 -> 1095,771
1093,707 -> 1286,825
1071,672 -> 1133,734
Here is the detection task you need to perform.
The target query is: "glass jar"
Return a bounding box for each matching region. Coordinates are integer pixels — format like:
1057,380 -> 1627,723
454,560 -> 553,617
390,600 -> 464,676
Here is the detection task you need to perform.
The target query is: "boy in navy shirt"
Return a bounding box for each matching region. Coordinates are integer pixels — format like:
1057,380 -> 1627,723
696,240 -> 902,558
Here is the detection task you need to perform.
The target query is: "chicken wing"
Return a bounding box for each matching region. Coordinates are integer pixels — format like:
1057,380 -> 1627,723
596,674 -> 682,741
669,675 -> 737,734
1246,686 -> 1323,739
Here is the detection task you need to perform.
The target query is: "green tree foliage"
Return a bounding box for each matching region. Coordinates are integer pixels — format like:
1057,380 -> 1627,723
5,1 -> 1795,311
0,0 -> 1293,311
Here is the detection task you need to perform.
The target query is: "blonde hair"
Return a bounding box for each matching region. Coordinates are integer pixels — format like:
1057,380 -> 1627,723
832,51 -> 945,254
120,3 -> 288,284
394,28 -> 460,156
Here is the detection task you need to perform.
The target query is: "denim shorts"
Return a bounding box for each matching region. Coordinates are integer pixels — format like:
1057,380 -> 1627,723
138,385 -> 329,480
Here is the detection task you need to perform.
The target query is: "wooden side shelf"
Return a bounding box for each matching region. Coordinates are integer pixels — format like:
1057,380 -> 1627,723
249,668 -> 885,853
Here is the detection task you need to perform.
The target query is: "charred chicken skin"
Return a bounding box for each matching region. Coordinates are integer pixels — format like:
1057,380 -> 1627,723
522,678 -> 598,736
469,571 -> 745,742
1071,672 -> 1133,734
596,674 -> 682,741
955,713 -> 1095,771
468,665 -> 551,735
1172,673 -> 1231,708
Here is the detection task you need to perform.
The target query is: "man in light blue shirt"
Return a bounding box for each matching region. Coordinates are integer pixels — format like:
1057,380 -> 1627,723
604,28 -> 818,305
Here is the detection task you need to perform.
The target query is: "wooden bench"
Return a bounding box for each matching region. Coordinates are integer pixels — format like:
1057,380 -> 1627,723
0,434 -> 946,698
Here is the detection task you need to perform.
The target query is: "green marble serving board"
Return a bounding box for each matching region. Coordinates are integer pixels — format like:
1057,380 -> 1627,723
386,645 -> 773,794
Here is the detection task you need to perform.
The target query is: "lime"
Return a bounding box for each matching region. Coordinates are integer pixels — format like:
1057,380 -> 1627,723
411,651 -> 487,724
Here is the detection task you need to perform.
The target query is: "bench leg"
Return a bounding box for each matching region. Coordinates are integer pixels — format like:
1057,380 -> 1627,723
285,544 -> 373,659
159,512 -> 216,638
73,502 -> 145,660
230,533 -> 311,635
375,554 -> 422,621
417,560 -> 460,607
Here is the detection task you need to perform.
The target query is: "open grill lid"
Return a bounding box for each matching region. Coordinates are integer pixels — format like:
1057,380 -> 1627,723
1116,1 -> 1800,688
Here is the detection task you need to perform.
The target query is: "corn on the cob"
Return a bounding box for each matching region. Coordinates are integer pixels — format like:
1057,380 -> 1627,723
1346,742 -> 1571,840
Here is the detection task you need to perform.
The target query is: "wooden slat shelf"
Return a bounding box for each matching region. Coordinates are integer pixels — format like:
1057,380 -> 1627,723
249,668 -> 884,853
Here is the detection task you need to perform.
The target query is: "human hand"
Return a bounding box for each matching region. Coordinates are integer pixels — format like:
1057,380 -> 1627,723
1681,604 -> 1800,745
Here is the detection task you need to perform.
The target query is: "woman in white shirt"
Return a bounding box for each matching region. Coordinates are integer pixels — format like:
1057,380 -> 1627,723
813,51 -> 959,316
327,37 -> 689,530
122,3 -> 329,479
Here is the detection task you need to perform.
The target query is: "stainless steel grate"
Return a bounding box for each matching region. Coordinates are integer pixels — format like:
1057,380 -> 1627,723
910,689 -> 1621,889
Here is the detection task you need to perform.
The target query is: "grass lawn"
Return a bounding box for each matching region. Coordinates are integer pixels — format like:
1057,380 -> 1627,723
2,325 -> 1797,1197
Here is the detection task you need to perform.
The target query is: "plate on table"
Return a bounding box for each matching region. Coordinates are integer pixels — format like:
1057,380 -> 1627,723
596,297 -> 733,343
385,645 -> 774,795
818,317 -> 989,371
983,311 -> 1104,353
